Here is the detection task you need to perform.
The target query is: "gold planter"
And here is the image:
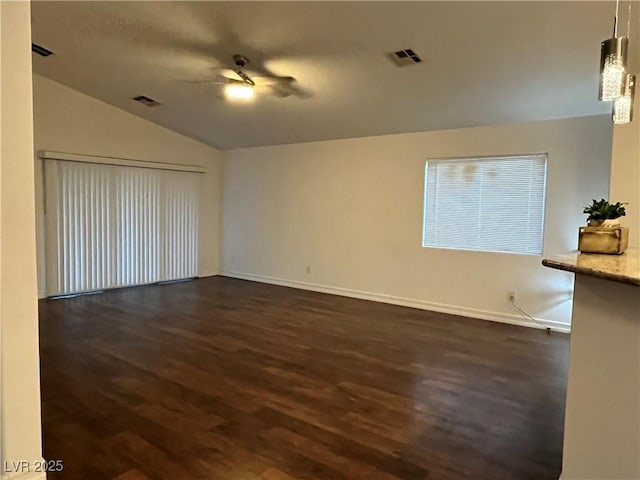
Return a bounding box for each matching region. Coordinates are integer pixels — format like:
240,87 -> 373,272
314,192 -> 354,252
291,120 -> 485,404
578,226 -> 629,255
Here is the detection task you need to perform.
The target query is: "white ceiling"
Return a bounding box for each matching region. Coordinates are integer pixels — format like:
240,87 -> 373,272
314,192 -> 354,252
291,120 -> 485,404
31,1 -> 638,149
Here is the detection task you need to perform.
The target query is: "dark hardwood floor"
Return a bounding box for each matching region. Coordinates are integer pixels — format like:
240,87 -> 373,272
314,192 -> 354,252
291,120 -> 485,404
39,277 -> 569,480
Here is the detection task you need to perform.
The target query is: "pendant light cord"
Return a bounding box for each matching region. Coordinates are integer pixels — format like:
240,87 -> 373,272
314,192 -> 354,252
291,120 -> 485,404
613,0 -> 620,36
626,1 -> 632,38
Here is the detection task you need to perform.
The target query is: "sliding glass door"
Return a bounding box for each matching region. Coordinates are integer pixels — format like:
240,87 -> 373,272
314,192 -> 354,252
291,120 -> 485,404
44,159 -> 200,296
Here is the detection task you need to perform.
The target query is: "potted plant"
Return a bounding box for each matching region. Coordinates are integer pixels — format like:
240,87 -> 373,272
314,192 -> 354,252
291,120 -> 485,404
583,198 -> 626,227
579,199 -> 629,254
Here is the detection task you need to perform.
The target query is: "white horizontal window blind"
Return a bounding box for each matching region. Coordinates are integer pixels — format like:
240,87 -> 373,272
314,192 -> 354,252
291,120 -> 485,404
423,155 -> 547,255
45,160 -> 200,296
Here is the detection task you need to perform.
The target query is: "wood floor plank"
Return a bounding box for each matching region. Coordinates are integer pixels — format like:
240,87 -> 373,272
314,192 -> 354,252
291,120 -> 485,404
113,469 -> 152,480
39,276 -> 569,479
260,467 -> 298,480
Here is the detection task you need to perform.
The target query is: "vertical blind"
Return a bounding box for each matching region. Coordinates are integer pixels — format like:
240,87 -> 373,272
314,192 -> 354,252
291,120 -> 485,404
46,160 -> 200,295
423,155 -> 547,255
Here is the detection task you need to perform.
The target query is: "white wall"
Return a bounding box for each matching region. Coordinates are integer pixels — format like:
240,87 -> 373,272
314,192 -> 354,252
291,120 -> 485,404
1,1 -> 45,477
33,74 -> 223,296
610,89 -> 640,247
223,116 -> 613,329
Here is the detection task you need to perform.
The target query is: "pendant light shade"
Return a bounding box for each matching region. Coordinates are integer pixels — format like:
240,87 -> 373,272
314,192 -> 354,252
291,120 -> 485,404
599,36 -> 629,101
613,74 -> 635,124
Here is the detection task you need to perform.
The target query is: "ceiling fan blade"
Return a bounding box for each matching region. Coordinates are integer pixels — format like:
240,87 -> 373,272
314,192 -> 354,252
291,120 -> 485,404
291,85 -> 313,99
187,80 -> 227,85
251,75 -> 296,86
219,68 -> 243,81
251,77 -> 279,86
271,88 -> 293,98
251,84 -> 291,98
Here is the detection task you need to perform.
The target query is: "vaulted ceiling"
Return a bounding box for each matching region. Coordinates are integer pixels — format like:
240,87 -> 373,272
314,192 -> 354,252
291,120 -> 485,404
30,1 -> 638,149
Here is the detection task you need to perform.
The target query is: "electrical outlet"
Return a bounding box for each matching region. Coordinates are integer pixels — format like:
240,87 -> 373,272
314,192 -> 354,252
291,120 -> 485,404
508,290 -> 517,302
305,265 -> 311,274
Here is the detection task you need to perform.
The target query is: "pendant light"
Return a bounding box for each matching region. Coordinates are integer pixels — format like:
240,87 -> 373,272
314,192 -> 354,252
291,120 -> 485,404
613,74 -> 635,124
599,0 -> 629,101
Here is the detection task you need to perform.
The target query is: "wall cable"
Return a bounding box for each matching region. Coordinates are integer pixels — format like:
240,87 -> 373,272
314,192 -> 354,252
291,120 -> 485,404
510,298 -> 551,335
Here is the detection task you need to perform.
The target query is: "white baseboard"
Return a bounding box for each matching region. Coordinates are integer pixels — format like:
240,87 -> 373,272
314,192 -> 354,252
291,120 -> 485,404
198,272 -> 219,279
222,271 -> 571,333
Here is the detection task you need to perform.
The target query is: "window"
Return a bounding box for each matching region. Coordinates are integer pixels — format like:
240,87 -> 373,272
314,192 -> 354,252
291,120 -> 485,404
423,154 -> 547,255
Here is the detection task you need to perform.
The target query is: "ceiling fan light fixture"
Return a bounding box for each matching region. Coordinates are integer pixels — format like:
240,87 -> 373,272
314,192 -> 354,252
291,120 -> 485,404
613,74 -> 635,124
224,83 -> 255,101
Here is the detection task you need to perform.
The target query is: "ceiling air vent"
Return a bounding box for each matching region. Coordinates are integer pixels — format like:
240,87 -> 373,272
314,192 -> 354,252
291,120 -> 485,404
132,95 -> 161,107
32,43 -> 54,57
388,48 -> 422,67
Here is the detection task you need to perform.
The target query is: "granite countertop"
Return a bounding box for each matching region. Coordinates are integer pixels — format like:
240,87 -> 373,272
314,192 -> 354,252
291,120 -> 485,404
542,248 -> 640,286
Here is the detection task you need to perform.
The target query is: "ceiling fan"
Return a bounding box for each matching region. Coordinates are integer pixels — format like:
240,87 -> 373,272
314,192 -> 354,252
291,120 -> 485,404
199,54 -> 303,101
